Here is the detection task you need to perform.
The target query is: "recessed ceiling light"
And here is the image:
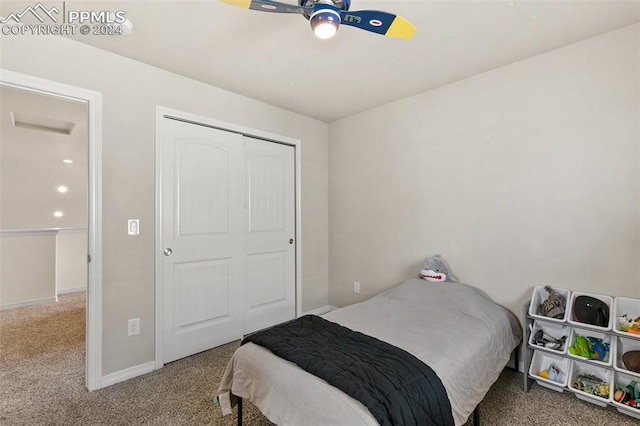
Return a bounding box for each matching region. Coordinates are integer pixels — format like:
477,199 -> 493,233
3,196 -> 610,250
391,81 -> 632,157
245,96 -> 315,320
63,159 -> 74,164
57,186 -> 68,193
54,211 -> 64,218
508,1 -> 516,7
531,15 -> 538,20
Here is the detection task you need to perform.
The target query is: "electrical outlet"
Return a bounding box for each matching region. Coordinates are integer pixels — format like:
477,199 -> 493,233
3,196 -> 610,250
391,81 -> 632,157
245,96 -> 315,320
353,281 -> 360,294
128,318 -> 140,336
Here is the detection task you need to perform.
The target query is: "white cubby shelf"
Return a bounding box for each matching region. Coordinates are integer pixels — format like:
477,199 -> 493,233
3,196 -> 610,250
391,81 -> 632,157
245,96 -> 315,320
523,289 -> 640,421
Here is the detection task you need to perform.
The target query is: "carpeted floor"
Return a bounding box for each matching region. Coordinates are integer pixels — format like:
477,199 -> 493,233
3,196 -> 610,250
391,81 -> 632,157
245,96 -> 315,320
1,293 -> 639,425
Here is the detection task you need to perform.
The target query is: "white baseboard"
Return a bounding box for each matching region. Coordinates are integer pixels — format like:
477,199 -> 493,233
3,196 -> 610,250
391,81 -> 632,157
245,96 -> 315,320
100,361 -> 155,388
0,296 -> 57,311
303,305 -> 338,316
57,286 -> 87,295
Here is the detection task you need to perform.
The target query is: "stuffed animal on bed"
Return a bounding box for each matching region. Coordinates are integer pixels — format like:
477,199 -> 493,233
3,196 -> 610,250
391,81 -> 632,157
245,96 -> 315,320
419,255 -> 458,282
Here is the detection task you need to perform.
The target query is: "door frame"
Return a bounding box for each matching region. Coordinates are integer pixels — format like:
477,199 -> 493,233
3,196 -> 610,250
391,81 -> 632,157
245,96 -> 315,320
0,68 -> 103,391
154,106 -> 302,368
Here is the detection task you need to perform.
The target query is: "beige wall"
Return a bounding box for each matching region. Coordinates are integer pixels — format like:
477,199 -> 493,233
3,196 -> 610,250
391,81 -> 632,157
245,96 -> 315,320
0,233 -> 56,308
1,34 -> 329,375
0,229 -> 86,308
329,24 -> 640,321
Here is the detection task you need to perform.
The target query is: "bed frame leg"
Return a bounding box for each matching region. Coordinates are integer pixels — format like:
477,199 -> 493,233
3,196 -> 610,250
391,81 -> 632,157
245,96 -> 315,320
473,405 -> 480,425
237,397 -> 243,426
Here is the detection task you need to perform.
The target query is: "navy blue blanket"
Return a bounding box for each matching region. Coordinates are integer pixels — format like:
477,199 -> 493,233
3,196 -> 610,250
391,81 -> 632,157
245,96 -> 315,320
242,315 -> 454,426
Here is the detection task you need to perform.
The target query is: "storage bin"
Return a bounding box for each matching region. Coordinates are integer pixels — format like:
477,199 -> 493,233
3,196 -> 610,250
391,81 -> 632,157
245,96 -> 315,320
611,371 -> 640,420
613,297 -> 640,336
528,286 -> 571,323
568,359 -> 613,407
614,336 -> 640,379
568,291 -> 613,331
528,320 -> 569,355
528,350 -> 570,392
567,327 -> 613,367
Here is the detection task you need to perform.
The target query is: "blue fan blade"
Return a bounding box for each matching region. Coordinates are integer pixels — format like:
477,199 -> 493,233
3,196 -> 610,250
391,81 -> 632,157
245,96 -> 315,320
339,9 -> 416,39
221,0 -> 310,14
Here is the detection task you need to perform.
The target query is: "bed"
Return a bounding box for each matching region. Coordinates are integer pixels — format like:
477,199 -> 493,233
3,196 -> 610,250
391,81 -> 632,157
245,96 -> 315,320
217,277 -> 522,425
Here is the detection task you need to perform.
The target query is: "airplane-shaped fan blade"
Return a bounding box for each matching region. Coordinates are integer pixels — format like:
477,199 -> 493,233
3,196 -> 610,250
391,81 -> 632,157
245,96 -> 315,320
220,0 -> 310,14
339,10 -> 416,39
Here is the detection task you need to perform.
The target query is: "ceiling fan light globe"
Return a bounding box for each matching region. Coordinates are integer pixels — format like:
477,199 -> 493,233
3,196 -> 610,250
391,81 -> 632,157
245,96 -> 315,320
313,21 -> 338,39
310,9 -> 340,39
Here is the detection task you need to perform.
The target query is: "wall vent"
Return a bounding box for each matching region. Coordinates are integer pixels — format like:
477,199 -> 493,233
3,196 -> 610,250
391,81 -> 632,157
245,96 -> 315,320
10,111 -> 75,135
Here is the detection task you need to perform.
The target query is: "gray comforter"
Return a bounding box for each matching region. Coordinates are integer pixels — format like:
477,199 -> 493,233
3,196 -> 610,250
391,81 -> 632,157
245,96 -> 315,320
218,278 -> 522,425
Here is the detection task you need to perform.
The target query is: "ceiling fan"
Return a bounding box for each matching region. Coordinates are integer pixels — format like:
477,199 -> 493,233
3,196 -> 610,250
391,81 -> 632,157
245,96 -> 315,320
220,0 -> 416,40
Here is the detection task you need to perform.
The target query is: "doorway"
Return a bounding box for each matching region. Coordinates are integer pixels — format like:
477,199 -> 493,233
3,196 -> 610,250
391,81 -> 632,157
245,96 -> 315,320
0,69 -> 103,390
154,107 -> 302,366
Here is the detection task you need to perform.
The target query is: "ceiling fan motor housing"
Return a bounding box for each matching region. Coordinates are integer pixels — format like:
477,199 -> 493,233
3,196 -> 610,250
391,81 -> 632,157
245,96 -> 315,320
299,0 -> 350,19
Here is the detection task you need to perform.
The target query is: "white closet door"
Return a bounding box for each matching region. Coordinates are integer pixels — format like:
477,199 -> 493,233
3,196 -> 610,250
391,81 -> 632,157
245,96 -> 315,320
243,137 -> 296,334
161,118 -> 245,364
160,119 -> 296,364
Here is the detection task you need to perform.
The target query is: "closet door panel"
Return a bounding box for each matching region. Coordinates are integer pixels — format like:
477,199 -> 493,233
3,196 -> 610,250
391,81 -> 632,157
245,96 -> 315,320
244,138 -> 296,334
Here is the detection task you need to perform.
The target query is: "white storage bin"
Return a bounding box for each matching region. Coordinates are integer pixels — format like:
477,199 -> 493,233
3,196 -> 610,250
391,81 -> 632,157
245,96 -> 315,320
528,320 -> 569,355
611,371 -> 640,420
529,285 -> 571,323
568,291 -> 613,331
613,297 -> 640,336
566,327 -> 613,367
528,350 -> 570,392
614,336 -> 640,379
568,359 -> 613,407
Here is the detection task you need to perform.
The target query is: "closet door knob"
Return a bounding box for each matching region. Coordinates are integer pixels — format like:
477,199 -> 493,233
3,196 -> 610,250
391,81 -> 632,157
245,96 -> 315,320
289,239 -> 294,245
163,248 -> 173,256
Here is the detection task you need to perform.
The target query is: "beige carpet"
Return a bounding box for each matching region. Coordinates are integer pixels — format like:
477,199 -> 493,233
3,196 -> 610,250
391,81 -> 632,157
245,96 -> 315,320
1,293 -> 639,425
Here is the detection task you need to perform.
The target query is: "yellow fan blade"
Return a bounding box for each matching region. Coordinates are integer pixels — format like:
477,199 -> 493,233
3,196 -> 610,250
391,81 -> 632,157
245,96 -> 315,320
386,16 -> 416,39
220,0 -> 252,9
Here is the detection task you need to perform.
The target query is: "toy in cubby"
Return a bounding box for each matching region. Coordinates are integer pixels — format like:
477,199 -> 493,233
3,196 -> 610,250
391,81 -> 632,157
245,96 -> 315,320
617,315 -> 640,335
569,359 -> 612,407
529,285 -> 571,323
614,297 -> 640,336
567,328 -> 612,366
529,350 -> 570,391
568,291 -> 613,331
529,321 -> 568,354
614,336 -> 640,376
612,371 -> 640,420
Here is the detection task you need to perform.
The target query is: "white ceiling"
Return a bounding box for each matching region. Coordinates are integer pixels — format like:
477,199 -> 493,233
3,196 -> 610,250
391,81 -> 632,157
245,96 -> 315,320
5,1 -> 640,122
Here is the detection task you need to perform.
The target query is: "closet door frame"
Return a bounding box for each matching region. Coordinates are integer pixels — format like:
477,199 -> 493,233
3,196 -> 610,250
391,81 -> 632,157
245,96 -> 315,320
153,106 -> 302,368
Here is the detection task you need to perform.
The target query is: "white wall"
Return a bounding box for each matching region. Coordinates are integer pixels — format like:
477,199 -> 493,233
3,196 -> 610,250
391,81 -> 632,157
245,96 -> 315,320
329,24 -> 640,321
1,33 -> 329,376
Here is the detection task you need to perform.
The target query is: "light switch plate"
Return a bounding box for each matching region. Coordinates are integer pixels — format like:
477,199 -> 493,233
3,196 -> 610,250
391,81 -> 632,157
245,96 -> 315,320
128,219 -> 139,236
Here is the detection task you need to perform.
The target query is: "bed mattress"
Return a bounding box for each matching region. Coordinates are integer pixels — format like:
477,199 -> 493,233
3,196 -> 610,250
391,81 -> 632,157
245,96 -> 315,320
218,278 -> 522,425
